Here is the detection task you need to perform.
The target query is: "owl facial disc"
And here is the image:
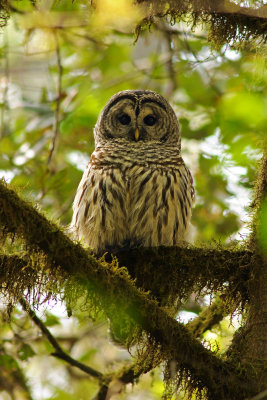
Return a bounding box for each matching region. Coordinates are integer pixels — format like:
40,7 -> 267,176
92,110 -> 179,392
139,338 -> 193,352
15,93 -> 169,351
94,89 -> 181,148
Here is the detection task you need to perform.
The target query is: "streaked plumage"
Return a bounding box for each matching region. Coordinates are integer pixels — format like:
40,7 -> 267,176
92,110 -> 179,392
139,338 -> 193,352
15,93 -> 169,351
71,90 -> 194,254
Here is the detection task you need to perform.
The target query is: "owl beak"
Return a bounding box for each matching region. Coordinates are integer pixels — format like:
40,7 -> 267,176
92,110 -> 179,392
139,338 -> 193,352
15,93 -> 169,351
134,128 -> 140,141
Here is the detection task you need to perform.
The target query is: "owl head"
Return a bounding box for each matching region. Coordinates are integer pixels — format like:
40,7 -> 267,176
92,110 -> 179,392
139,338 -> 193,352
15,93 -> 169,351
94,90 -> 181,150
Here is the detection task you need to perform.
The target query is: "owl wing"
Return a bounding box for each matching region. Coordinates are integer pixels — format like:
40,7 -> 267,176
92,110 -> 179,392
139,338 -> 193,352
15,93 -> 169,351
129,161 -> 194,247
71,160 -> 128,253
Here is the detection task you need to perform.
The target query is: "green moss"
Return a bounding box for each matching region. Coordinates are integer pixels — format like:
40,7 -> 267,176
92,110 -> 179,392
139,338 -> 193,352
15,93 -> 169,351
135,0 -> 267,49
0,1 -> 9,27
0,180 -> 260,399
115,244 -> 253,316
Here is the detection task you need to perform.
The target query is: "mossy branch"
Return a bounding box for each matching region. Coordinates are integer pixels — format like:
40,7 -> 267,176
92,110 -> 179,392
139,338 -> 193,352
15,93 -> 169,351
186,297 -> 226,337
115,246 -> 252,308
251,149 -> 267,216
0,253 -> 227,395
136,0 -> 267,48
227,149 -> 267,391
0,180 -> 258,399
113,297 -> 227,383
0,246 -> 253,311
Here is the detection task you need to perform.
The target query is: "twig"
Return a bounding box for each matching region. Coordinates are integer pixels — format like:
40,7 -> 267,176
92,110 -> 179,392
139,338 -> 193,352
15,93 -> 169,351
161,22 -> 178,97
153,24 -> 207,41
186,297 -> 226,337
93,384 -> 109,400
19,298 -> 103,380
68,31 -> 106,47
47,31 -> 63,166
0,32 -> 9,139
181,32 -> 223,96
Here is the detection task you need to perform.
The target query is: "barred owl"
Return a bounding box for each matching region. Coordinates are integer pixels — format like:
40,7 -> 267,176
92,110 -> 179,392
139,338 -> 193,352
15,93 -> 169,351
71,90 -> 194,255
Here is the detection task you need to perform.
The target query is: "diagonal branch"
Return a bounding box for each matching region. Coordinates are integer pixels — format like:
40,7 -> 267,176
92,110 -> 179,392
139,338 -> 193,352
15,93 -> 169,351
1,252 -> 228,398
0,181 -> 257,399
20,298 -> 104,381
113,297 -> 227,382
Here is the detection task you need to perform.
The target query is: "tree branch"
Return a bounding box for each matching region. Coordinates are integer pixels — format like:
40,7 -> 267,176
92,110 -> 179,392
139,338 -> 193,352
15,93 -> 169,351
137,0 -> 267,19
0,181 -> 257,399
186,297 -> 226,337
111,297 -> 226,386
0,244 -> 253,313
114,246 -> 252,308
1,255 -> 226,397
19,298 -> 104,381
227,148 -> 267,391
136,0 -> 267,48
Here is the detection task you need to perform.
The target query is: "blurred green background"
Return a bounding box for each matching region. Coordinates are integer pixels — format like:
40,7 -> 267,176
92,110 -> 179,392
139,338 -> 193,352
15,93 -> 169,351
0,0 -> 266,399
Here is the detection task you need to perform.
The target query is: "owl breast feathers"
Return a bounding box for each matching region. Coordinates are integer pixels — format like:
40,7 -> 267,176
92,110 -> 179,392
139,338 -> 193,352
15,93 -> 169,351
71,90 -> 194,254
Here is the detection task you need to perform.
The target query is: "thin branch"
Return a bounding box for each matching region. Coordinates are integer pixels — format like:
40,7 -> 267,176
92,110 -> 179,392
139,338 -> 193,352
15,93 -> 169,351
93,384 -> 109,400
47,32 -> 63,166
68,31 -> 106,47
186,297 -> 226,337
181,33 -> 223,96
0,33 -> 9,139
19,298 -> 104,381
152,25 -> 207,41
162,23 -> 178,97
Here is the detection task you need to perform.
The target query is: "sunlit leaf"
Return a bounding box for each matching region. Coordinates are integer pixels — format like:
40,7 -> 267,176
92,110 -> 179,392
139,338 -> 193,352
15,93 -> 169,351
17,344 -> 36,361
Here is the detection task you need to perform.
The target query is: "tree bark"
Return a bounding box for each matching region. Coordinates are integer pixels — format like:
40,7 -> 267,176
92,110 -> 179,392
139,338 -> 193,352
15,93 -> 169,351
228,153 -> 267,390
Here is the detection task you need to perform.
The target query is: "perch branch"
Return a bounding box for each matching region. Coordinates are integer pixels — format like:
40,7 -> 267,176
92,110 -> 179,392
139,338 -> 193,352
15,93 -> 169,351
0,181 -> 257,399
20,298 -> 104,381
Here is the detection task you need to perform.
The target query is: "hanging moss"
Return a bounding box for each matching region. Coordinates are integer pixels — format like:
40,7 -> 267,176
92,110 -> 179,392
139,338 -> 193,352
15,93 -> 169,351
114,245 -> 253,314
0,0 -> 9,27
0,180 -> 259,399
135,0 -> 267,48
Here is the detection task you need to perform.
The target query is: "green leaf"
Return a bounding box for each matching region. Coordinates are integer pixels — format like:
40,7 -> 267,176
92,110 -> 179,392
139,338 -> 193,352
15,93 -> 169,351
220,92 -> 266,129
0,354 -> 19,369
17,344 -> 36,361
44,312 -> 61,327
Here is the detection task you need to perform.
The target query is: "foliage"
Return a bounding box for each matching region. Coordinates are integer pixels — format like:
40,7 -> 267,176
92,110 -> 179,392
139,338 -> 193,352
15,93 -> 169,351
0,1 -> 266,399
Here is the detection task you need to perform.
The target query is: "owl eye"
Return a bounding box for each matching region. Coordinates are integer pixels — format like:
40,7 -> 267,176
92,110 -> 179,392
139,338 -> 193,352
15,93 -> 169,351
118,114 -> 131,125
144,115 -> 157,126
